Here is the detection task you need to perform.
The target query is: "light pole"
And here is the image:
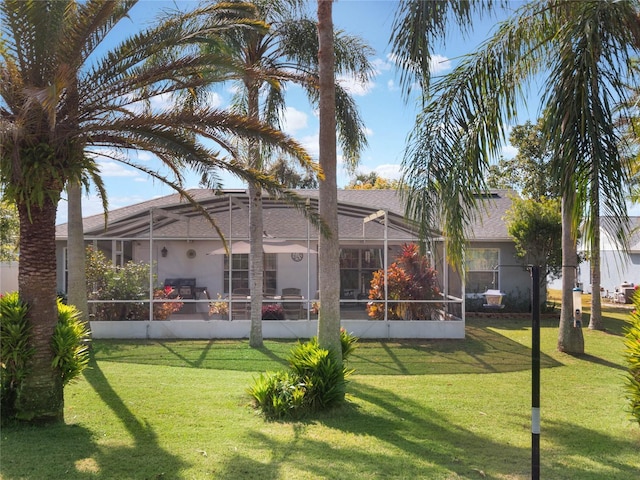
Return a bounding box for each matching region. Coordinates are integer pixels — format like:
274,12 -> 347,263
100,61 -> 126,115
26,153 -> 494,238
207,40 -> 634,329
530,265 -> 540,480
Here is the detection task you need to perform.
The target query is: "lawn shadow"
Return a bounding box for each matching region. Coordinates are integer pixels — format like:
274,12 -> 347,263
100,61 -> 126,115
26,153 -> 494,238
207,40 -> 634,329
0,354 -> 188,479
92,338 -> 291,372
78,354 -> 189,479
541,418 -> 640,479
0,423 -> 98,479
349,323 -> 562,375
215,382 -> 533,479
567,352 -> 627,371
215,381 -> 639,479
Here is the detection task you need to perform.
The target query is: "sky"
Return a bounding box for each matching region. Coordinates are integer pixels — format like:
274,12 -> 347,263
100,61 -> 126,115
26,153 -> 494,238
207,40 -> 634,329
56,0 -> 541,224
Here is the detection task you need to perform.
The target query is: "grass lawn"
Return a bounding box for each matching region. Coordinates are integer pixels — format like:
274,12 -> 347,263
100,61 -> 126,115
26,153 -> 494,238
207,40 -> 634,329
2,299 -> 639,479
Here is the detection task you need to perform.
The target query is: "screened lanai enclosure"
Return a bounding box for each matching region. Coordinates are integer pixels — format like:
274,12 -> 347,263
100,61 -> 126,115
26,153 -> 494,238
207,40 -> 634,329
56,189 -> 466,339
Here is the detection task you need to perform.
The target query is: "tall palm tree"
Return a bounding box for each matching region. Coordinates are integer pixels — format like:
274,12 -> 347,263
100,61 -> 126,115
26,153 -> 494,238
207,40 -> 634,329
0,0 -> 312,423
395,0 -> 640,353
316,0 -> 341,359
202,0 -> 373,347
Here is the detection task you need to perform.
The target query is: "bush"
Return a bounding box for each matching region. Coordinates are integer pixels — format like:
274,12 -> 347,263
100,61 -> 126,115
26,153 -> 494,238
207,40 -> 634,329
0,293 -> 33,421
262,303 -> 285,320
248,330 -> 358,419
624,302 -> 640,425
367,243 -> 442,320
86,246 -> 182,320
1,294 -> 91,422
52,299 -> 91,386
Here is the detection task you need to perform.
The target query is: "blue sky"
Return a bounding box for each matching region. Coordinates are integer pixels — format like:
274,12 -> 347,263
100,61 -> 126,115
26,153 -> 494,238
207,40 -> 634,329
57,0 -> 540,224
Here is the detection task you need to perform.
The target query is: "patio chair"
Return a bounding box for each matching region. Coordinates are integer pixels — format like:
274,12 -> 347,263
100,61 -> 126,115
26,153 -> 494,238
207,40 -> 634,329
230,294 -> 249,320
282,295 -> 304,319
281,287 -> 301,296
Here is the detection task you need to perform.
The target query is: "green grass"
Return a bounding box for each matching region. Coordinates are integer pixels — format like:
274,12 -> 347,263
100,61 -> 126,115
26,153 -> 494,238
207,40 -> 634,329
2,309 -> 639,479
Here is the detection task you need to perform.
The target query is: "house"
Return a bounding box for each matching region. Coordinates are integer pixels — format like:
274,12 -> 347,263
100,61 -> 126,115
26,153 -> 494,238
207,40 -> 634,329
55,188 -> 531,339
560,217 -> 640,301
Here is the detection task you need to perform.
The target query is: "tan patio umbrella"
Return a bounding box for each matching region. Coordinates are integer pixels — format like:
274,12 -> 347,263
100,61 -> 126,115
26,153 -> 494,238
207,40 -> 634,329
207,240 -> 315,255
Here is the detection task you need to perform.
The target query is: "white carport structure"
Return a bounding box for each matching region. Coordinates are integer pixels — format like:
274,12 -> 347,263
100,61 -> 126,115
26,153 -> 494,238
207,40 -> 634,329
55,189 -> 465,340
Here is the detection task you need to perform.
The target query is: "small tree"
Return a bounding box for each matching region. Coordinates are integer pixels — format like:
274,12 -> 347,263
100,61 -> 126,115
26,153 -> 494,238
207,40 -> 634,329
367,243 -> 441,320
505,196 -> 563,278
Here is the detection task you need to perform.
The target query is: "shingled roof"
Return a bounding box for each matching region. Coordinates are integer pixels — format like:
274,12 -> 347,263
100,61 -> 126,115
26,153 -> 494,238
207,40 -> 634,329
56,188 -> 517,242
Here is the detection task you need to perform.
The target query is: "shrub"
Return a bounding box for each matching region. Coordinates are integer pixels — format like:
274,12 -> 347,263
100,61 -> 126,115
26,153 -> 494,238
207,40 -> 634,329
248,331 -> 358,419
86,246 -> 182,320
367,243 -> 442,320
52,299 -> 91,386
248,370 -> 306,419
1,294 -> 91,422
262,303 -> 285,320
0,293 -> 33,421
624,303 -> 640,425
288,341 -> 348,412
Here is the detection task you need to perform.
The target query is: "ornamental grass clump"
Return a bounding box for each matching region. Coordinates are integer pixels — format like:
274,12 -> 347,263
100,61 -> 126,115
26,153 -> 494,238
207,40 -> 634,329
624,297 -> 640,425
248,329 -> 358,419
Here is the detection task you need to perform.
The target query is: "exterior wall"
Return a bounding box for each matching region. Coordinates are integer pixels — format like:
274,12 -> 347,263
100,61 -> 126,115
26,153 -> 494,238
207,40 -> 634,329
0,261 -> 19,294
466,241 -> 532,301
572,251 -> 640,295
135,239 -> 319,300
89,319 -> 465,340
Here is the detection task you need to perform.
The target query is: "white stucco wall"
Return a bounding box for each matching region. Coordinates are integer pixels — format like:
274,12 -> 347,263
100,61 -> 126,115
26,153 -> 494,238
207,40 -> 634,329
0,261 -> 19,294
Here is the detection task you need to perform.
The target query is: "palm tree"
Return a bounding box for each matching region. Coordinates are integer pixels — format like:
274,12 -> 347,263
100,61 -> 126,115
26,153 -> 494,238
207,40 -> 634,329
0,0 -> 312,423
316,0 -> 341,359
395,0 -> 640,353
201,0 -> 373,347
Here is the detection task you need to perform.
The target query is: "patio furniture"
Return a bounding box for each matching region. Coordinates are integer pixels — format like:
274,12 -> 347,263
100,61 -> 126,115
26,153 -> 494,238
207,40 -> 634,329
282,294 -> 304,319
230,294 -> 249,319
282,287 -> 301,296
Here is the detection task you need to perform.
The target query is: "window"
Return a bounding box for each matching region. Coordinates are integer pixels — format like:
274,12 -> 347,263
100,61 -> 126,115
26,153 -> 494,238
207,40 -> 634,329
465,248 -> 499,293
339,248 -> 383,298
223,253 -> 277,293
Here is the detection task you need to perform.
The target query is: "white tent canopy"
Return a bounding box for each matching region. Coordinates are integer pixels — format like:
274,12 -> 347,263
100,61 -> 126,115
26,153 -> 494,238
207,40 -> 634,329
208,240 -> 315,255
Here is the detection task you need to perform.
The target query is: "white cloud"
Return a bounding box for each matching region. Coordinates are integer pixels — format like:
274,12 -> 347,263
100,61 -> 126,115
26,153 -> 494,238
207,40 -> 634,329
429,54 -> 451,74
98,160 -> 141,178
373,163 -> 402,180
363,127 -> 374,138
373,57 -> 393,73
337,74 -> 374,96
282,107 -> 309,135
387,79 -> 399,91
299,133 -> 320,159
502,144 -> 518,159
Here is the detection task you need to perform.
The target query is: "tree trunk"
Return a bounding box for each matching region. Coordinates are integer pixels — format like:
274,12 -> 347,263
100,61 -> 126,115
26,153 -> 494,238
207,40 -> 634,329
558,192 -> 584,354
588,180 -> 603,330
248,182 -> 264,348
66,181 -> 89,325
16,197 -> 64,423
247,80 -> 263,348
317,0 -> 342,363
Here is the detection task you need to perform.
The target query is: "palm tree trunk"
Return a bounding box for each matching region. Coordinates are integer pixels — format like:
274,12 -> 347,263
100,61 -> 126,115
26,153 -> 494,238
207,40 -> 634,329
247,81 -> 263,348
16,197 -> 64,423
66,181 -> 89,326
589,179 -> 603,330
317,0 -> 342,363
558,192 -> 584,353
248,182 -> 264,347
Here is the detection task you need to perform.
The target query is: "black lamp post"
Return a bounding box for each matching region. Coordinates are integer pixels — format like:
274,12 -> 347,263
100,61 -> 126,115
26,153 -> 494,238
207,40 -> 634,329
530,265 -> 540,480
494,264 -> 541,479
